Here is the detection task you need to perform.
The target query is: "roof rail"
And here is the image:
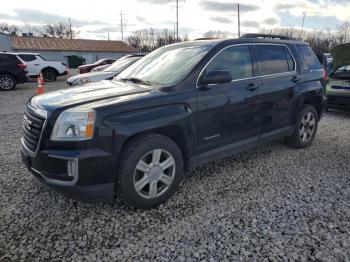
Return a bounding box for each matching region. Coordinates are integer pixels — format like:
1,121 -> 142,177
240,33 -> 296,40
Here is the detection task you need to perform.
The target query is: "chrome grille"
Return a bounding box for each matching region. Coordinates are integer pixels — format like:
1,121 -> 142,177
22,107 -> 45,152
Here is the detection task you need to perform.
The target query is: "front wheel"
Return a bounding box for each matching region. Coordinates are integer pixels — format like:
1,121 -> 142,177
285,105 -> 319,148
117,134 -> 184,209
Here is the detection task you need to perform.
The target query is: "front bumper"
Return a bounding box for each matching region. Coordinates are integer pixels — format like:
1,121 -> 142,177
21,144 -> 117,202
327,93 -> 350,111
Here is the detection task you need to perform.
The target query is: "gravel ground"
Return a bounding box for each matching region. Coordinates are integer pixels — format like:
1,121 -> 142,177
0,79 -> 349,261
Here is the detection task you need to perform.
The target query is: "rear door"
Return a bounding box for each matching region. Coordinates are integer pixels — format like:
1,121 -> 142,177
196,45 -> 261,158
252,44 -> 298,138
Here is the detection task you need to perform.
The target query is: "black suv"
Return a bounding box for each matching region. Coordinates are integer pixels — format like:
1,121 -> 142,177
0,52 -> 28,90
21,38 -> 326,208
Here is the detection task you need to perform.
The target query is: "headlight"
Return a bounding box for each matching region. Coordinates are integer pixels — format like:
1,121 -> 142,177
51,108 -> 95,141
72,77 -> 91,86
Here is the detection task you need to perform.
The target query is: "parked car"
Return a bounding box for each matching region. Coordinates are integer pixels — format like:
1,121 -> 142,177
91,64 -> 110,72
78,58 -> 116,74
0,52 -> 28,90
326,65 -> 350,111
21,37 -> 326,208
326,43 -> 350,111
66,54 -> 144,86
16,53 -> 68,82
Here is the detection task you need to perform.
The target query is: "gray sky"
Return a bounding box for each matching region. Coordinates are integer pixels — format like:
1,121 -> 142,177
1,0 -> 349,40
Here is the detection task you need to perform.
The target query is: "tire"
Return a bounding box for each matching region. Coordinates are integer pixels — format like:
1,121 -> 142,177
117,134 -> 184,209
0,74 -> 16,91
285,105 -> 319,149
42,68 -> 57,82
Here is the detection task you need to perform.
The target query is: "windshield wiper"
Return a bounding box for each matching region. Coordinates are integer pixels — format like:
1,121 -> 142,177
121,77 -> 150,86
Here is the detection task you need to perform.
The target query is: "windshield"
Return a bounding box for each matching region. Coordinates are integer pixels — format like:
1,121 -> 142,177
116,44 -> 212,87
105,57 -> 139,72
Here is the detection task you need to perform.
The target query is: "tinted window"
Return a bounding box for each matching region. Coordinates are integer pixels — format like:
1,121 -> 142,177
255,45 -> 290,75
296,45 -> 321,70
0,54 -> 18,64
205,45 -> 253,80
19,54 -> 36,62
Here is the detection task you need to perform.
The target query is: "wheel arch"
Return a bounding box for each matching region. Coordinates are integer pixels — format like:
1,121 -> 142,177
41,66 -> 59,75
119,125 -> 191,172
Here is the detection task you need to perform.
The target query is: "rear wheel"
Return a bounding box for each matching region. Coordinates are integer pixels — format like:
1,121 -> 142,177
42,68 -> 57,82
117,134 -> 184,209
0,74 -> 16,91
285,105 -> 318,148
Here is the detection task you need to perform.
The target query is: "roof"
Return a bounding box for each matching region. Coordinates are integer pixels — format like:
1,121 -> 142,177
10,36 -> 136,52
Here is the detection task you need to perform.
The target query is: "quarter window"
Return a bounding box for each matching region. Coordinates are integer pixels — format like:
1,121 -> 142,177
255,45 -> 291,76
296,45 -> 321,70
205,45 -> 253,81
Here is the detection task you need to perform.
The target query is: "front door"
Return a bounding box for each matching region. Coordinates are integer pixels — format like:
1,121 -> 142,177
196,45 -> 261,160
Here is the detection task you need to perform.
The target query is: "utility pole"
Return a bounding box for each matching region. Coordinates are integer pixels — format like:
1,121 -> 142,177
300,12 -> 306,39
237,3 -> 241,38
107,32 -> 110,41
170,0 -> 184,42
118,11 -> 127,41
68,17 -> 72,39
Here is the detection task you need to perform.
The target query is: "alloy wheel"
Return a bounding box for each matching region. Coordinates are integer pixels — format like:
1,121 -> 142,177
133,149 -> 176,199
299,112 -> 316,142
0,76 -> 14,90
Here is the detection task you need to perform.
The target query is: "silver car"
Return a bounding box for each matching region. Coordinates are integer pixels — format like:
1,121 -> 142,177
66,54 -> 144,86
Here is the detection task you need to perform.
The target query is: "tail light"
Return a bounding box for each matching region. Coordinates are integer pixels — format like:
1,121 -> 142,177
322,68 -> 327,82
17,63 -> 27,70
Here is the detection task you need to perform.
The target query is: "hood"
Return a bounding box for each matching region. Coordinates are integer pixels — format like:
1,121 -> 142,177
67,71 -> 116,84
331,43 -> 350,71
31,80 -> 152,112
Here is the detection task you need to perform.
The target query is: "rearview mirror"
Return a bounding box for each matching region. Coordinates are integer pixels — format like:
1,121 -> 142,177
199,70 -> 232,87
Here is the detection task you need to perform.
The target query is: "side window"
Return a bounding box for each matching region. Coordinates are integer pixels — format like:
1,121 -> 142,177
18,54 -> 36,62
205,45 -> 253,81
255,45 -> 290,76
296,45 -> 321,70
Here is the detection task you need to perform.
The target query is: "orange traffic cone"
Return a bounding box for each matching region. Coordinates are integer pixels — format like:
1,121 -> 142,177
36,72 -> 44,95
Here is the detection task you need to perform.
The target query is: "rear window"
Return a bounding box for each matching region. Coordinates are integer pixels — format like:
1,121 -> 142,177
0,54 -> 19,64
296,45 -> 321,70
18,54 -> 36,62
254,45 -> 291,76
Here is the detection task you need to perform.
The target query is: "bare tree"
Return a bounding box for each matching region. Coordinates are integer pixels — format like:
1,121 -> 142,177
0,23 -> 20,35
44,22 -> 79,38
127,28 -> 186,52
203,30 -> 231,39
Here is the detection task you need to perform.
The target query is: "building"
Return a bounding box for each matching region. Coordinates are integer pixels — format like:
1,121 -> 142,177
0,33 -> 137,67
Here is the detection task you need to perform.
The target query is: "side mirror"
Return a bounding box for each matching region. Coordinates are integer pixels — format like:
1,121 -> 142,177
199,70 -> 232,87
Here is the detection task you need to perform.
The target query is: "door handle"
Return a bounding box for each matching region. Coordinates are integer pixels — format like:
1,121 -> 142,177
247,83 -> 259,91
34,64 -> 40,66
291,76 -> 301,83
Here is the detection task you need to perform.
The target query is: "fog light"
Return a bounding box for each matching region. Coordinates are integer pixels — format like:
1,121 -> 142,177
67,159 -> 78,178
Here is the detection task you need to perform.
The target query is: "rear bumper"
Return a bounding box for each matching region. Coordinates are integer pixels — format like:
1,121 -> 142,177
21,144 -> 117,202
17,72 -> 29,83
